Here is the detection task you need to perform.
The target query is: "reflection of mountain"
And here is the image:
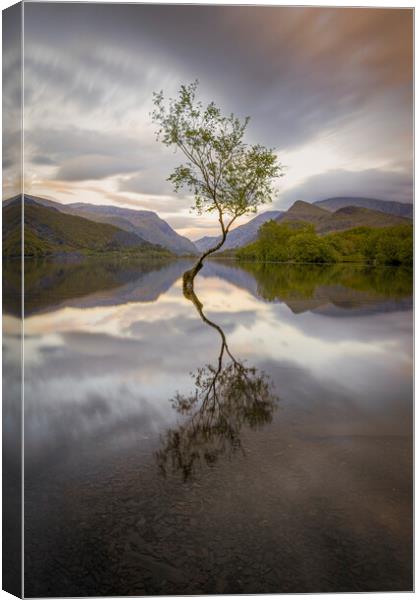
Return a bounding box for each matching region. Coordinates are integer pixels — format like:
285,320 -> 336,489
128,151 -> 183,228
157,286 -> 278,481
203,261 -> 413,316
4,258 -> 191,316
203,261 -> 260,295
5,257 -> 412,318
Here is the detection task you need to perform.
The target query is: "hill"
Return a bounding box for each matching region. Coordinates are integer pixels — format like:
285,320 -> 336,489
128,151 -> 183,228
277,200 -> 329,227
237,219 -> 413,266
317,206 -> 410,234
278,201 -> 410,234
18,195 -> 198,255
3,198 -> 173,258
195,210 -> 284,252
314,197 -> 413,219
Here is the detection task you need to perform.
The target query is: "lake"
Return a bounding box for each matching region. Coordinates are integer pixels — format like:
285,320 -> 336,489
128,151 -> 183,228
3,258 -> 413,595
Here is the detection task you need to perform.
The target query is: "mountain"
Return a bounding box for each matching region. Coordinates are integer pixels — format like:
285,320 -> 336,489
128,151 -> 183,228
194,210 -> 284,252
66,203 -> 198,255
314,197 -> 413,219
18,195 -> 197,255
278,200 -> 411,234
316,206 -> 411,234
3,197 -> 172,258
194,236 -> 219,253
194,200 -> 410,254
277,200 -> 328,227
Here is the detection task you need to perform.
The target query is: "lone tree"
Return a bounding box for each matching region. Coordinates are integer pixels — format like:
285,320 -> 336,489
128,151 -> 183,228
152,81 -> 283,288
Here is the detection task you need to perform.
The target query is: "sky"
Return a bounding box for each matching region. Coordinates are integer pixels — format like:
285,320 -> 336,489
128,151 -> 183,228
3,3 -> 413,239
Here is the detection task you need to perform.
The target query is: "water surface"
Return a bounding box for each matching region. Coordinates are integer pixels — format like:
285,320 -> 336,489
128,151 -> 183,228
5,258 -> 412,595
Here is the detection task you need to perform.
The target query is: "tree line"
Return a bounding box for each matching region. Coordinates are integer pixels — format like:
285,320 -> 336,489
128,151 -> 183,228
236,221 -> 413,266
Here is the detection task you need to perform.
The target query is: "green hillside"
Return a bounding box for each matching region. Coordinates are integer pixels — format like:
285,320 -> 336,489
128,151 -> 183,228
236,220 -> 413,266
3,200 -> 173,258
21,194 -> 198,255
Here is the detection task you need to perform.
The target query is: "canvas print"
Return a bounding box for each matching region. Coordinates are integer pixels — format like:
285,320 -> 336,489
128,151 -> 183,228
2,2 -> 413,597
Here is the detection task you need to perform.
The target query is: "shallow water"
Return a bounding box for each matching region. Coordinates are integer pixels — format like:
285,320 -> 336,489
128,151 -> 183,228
4,258 -> 412,595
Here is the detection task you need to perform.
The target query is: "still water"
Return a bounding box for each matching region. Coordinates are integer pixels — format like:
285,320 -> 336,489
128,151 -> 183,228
4,258 -> 413,595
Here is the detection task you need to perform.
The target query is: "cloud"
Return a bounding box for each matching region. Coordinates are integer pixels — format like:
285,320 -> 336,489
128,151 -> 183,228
276,167 -> 413,208
31,155 -> 57,166
23,5 -> 412,151
2,4 -> 22,196
27,127 -> 145,162
26,127 -> 162,183
106,192 -> 191,214
119,171 -> 172,196
164,215 -> 211,230
55,155 -> 140,181
27,126 -> 182,189
20,4 -> 413,221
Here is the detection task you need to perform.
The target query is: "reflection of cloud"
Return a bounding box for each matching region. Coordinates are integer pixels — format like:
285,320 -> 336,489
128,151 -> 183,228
266,302 -> 413,359
21,268 -> 412,498
18,255 -> 412,594
259,356 -> 411,436
23,374 -> 173,479
20,259 -> 413,531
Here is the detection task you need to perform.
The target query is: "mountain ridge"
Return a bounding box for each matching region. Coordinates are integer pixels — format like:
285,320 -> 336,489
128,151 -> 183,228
3,197 -> 173,258
3,194 -> 412,255
14,195 -> 198,255
277,200 -> 410,234
314,196 -> 413,218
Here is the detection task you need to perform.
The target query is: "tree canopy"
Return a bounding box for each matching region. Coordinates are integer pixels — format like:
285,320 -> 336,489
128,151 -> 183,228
152,81 -> 283,278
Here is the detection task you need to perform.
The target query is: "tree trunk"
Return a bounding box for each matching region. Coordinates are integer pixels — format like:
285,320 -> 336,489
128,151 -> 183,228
183,230 -> 227,295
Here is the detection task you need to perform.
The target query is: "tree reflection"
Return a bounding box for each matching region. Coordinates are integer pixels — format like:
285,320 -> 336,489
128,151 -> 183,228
156,286 -> 279,481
